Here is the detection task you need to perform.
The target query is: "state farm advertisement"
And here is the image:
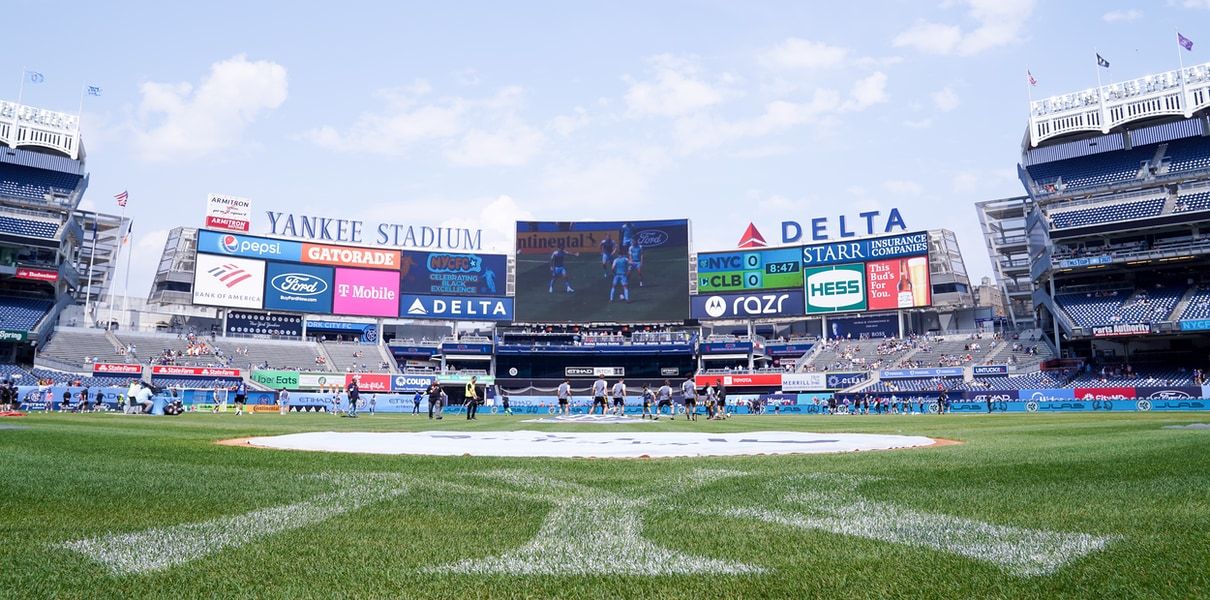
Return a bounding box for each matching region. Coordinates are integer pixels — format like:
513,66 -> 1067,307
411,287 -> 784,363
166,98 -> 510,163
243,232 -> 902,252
865,257 -> 930,311
16,267 -> 58,282
151,366 -> 242,378
92,363 -> 143,375
333,268 -> 400,317
345,373 -> 391,392
302,243 -> 400,270
205,193 -> 252,232
695,373 -> 783,387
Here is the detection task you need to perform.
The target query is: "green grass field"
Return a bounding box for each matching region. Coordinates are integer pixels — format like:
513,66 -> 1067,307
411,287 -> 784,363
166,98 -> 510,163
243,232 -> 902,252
2,412 -> 1208,599
514,250 -> 690,322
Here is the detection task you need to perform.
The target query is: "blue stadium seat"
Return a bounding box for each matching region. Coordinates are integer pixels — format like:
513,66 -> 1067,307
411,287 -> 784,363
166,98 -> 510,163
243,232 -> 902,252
1048,198 -> 1165,229
0,215 -> 59,238
1180,287 -> 1210,320
1056,286 -> 1184,327
1027,146 -> 1152,192
0,163 -> 82,202
1163,137 -> 1210,175
0,296 -> 54,331
1174,190 -> 1210,213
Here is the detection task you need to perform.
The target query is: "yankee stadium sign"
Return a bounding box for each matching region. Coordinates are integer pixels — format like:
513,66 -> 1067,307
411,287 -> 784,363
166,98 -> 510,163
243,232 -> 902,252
264,211 -> 483,251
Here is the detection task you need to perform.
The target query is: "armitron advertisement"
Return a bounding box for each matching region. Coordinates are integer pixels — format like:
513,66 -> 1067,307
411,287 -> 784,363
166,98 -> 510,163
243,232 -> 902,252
400,250 -> 507,297
205,193 -> 253,232
513,219 -> 690,323
192,254 -> 266,310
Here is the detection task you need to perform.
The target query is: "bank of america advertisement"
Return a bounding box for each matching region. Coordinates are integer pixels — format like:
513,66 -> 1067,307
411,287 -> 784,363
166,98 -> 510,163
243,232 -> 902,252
513,219 -> 690,323
192,254 -> 266,309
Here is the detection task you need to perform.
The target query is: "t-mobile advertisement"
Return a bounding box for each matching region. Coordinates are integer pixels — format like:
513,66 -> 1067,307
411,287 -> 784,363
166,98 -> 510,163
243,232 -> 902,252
333,268 -> 400,317
865,256 -> 930,311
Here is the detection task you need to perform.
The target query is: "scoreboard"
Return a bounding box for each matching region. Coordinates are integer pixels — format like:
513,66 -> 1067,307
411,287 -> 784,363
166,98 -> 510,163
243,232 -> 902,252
696,247 -> 803,293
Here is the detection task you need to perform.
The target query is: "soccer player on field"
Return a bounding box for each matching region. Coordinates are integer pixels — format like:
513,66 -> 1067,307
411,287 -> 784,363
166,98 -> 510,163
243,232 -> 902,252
611,379 -> 627,416
600,235 -> 616,278
609,253 -> 630,303
627,241 -> 644,287
641,384 -> 656,420
548,241 -> 577,293
590,374 -> 607,415
681,377 -> 698,421
620,222 -> 636,249
704,382 -> 718,420
657,380 -> 674,418
557,379 -> 572,415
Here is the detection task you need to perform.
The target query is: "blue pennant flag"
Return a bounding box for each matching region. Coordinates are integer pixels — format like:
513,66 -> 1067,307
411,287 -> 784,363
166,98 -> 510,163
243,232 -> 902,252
87,85 -> 103,97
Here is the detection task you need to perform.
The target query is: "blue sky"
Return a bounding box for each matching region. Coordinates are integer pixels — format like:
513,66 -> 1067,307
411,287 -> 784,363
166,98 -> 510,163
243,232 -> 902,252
5,0 -> 1210,297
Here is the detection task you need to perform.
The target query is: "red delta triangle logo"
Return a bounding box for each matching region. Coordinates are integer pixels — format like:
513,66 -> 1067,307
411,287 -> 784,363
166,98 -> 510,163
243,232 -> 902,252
737,223 -> 767,248
207,263 -> 252,288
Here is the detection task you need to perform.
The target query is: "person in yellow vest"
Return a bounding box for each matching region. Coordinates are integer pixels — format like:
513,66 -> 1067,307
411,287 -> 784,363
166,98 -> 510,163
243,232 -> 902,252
465,376 -> 479,420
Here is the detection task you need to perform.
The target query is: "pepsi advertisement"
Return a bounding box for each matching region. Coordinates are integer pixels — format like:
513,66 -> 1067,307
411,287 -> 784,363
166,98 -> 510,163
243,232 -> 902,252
197,229 -> 303,262
400,250 -> 507,297
262,262 -> 334,313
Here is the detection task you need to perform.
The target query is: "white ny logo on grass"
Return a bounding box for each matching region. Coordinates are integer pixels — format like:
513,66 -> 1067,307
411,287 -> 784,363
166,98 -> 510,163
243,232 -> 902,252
57,470 -> 1112,577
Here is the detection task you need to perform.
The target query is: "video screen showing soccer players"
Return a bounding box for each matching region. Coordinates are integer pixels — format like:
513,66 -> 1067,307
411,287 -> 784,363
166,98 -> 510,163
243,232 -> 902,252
514,220 -> 690,322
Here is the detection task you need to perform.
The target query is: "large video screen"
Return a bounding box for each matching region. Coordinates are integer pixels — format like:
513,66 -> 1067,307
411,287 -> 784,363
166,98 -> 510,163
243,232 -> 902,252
514,219 -> 690,322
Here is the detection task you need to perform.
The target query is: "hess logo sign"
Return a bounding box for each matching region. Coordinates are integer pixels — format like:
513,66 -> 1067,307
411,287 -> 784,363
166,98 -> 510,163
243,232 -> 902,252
805,265 -> 866,313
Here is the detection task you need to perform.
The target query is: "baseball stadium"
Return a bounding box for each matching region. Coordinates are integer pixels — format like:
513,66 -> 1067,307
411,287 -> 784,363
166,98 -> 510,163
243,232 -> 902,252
2,9 -> 1210,600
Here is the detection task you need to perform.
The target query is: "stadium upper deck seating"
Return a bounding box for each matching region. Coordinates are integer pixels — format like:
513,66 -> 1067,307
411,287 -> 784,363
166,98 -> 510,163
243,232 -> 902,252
1180,287 -> 1210,320
1026,146 -> 1151,191
0,163 -> 81,202
114,331 -> 332,372
864,377 -> 960,393
1056,286 -> 1184,327
37,329 -> 136,368
1048,198 -> 1165,229
1174,190 -> 1210,213
1163,136 -> 1210,175
0,215 -> 59,239
1065,368 -> 1193,387
0,296 -> 53,331
323,341 -> 389,372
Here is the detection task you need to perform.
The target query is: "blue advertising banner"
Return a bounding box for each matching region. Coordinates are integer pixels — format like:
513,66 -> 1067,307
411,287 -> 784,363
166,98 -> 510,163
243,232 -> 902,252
880,367 -> 964,379
225,310 -> 304,338
439,342 -> 494,355
972,365 -> 1009,376
1055,255 -> 1112,268
690,290 -> 806,320
1019,388 -> 1076,401
961,390 -> 1020,401
197,229 -> 303,262
306,320 -> 377,343
400,294 -> 514,321
1179,319 -> 1210,332
800,231 -> 929,267
262,262 -> 334,313
699,341 -> 755,354
400,250 -> 507,297
825,314 -> 899,340
826,372 -> 869,389
391,374 -> 436,392
766,343 -> 813,357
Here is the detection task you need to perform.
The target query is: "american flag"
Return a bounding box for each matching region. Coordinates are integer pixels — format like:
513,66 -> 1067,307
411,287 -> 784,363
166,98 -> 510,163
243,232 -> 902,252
114,190 -> 128,207
1027,70 -> 1037,86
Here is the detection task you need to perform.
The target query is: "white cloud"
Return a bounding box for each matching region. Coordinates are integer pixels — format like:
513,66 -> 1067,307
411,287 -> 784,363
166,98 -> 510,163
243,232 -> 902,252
624,54 -> 730,117
1181,0 -> 1210,9
549,107 -> 590,136
893,0 -> 1036,56
133,55 -> 287,161
848,72 -> 889,110
1102,9 -> 1142,22
882,179 -> 924,196
932,87 -> 961,112
759,38 -> 849,70
903,117 -> 934,129
302,84 -> 545,166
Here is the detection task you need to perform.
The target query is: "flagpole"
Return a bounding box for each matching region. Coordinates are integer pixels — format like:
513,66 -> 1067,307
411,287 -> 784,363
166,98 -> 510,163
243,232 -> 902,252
122,209 -> 132,326
84,217 -> 97,321
1094,49 -> 1108,134
1176,28 -> 1190,117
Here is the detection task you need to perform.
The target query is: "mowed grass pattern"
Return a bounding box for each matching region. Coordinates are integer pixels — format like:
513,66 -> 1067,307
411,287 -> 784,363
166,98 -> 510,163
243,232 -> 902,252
1,413 -> 1208,599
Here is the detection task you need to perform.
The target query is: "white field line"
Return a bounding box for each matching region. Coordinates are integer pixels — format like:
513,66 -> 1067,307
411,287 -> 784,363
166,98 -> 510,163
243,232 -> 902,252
57,473 -> 409,575
426,469 -> 763,576
724,476 -> 1114,577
